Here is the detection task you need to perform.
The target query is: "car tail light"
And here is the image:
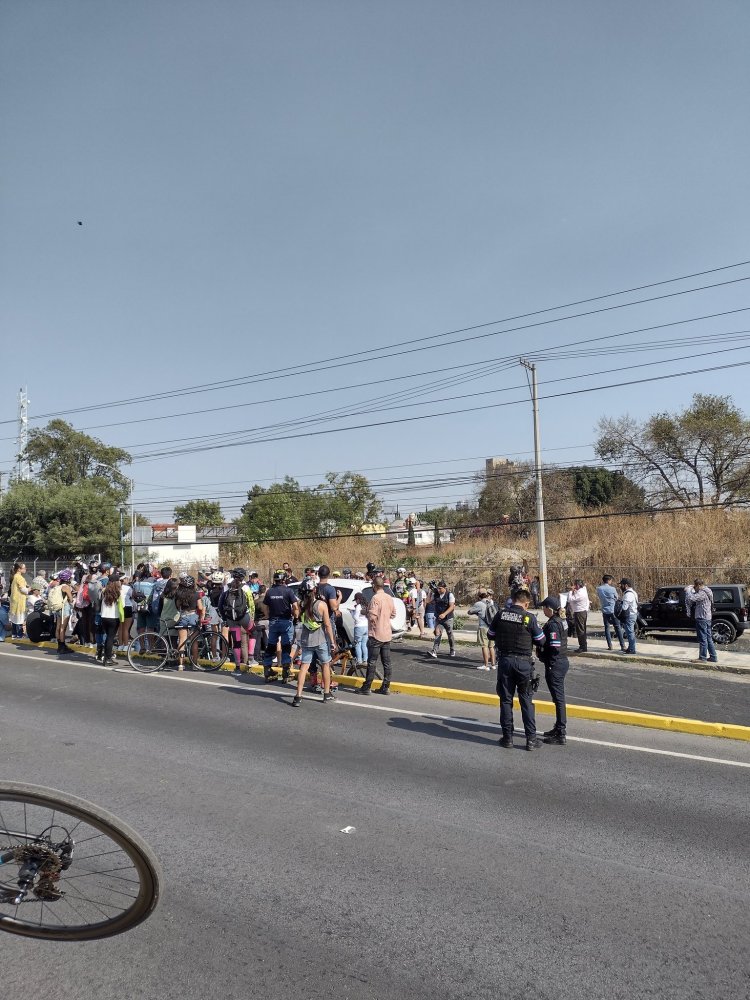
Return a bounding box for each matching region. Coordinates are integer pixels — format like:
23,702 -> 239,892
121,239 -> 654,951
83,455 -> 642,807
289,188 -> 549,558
741,607 -> 748,621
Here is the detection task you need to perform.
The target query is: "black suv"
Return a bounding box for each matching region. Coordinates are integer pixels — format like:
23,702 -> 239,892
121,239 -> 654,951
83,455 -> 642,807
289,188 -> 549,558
639,584 -> 749,644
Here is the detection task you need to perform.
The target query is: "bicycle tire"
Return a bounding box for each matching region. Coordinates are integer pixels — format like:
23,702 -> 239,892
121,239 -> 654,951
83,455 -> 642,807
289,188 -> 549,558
0,781 -> 161,941
189,631 -> 229,671
127,632 -> 169,673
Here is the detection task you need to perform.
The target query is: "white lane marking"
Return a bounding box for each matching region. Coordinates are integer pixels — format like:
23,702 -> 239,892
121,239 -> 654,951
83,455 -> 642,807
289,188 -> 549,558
2,646 -> 749,769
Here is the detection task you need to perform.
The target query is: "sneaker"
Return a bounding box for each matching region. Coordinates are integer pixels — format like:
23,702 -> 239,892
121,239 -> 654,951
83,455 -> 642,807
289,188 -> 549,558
498,735 -> 513,749
449,651 -> 456,658
323,692 -> 335,703
542,727 -> 560,738
247,659 -> 259,667
357,685 -> 372,696
525,738 -> 543,751
476,665 -> 489,671
543,733 -> 567,746
264,672 -> 278,683
376,685 -> 390,695
105,658 -> 118,666
428,650 -> 438,659
291,695 -> 302,707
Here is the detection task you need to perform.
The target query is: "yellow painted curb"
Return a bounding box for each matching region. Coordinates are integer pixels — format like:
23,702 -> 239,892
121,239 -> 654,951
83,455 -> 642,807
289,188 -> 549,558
5,639 -> 750,742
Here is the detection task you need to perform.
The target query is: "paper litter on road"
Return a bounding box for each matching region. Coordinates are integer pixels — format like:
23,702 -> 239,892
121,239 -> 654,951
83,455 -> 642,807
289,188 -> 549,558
340,825 -> 356,834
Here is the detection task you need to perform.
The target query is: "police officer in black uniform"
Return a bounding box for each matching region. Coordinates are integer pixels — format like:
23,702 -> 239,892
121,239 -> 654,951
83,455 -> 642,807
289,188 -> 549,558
537,595 -> 569,745
487,587 -> 545,751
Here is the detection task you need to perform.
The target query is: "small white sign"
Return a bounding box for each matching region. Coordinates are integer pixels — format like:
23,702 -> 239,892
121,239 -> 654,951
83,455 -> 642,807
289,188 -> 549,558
177,524 -> 197,543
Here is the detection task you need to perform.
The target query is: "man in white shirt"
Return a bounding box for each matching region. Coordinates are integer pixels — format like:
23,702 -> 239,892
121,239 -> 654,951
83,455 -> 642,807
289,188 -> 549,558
619,578 -> 639,655
567,579 -> 590,652
408,579 -> 427,637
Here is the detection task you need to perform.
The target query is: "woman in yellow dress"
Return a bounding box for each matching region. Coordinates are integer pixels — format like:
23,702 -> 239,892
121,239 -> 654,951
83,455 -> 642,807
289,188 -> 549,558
9,561 -> 30,639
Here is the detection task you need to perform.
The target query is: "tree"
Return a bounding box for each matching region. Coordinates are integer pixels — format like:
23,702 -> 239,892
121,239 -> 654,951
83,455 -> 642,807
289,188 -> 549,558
569,466 -> 646,510
23,419 -> 131,504
237,477 -> 307,542
174,499 -> 223,528
318,472 -> 381,533
0,480 -> 121,558
236,472 -> 381,542
595,394 -> 750,508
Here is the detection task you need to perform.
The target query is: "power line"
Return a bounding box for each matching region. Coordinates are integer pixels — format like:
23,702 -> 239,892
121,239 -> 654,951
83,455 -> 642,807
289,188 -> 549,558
4,261 -> 750,425
127,356 -> 750,462
123,339 -> 750,455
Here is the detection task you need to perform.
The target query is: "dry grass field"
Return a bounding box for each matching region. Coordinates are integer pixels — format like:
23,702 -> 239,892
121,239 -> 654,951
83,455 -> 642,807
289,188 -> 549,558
221,507 -> 750,602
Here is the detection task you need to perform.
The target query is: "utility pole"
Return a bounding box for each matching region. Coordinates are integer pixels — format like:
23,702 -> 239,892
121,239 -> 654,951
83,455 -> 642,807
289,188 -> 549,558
519,359 -> 548,600
130,479 -> 136,574
16,387 -> 30,481
119,509 -> 125,568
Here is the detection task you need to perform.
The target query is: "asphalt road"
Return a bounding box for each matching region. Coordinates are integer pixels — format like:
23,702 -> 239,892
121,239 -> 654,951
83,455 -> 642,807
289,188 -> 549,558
390,640 -> 750,726
1,644 -> 749,1000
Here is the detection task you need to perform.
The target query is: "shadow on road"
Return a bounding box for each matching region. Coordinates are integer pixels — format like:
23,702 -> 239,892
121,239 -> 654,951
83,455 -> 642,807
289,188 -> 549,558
387,715 -> 498,747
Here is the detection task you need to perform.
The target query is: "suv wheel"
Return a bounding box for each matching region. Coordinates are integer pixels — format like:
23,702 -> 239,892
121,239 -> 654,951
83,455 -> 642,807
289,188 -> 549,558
712,620 -> 736,644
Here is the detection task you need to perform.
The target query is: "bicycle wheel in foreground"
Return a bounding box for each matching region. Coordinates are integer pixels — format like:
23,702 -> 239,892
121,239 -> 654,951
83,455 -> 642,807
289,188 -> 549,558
189,631 -> 229,671
127,632 -> 169,672
0,782 -> 161,941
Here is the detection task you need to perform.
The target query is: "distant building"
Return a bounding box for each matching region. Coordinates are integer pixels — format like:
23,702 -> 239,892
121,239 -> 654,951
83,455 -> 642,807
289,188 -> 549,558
389,519 -> 453,547
126,524 -> 238,569
486,456 -> 514,475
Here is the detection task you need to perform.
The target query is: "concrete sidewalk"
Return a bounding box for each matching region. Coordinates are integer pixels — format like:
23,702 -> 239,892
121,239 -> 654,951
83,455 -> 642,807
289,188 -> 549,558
407,609 -> 750,675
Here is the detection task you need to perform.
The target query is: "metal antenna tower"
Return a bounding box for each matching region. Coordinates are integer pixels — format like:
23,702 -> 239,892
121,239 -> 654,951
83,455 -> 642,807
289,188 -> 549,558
16,387 -> 31,481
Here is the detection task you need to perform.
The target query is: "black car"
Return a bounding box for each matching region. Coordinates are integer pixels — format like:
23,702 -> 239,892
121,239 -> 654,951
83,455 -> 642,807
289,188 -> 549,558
639,584 -> 749,644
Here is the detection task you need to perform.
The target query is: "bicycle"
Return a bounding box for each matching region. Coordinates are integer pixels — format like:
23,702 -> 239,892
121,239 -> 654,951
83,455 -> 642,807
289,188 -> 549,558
127,625 -> 229,673
0,781 -> 161,941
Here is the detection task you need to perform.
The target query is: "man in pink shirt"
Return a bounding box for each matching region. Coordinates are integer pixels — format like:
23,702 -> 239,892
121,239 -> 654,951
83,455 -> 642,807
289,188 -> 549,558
358,572 -> 396,696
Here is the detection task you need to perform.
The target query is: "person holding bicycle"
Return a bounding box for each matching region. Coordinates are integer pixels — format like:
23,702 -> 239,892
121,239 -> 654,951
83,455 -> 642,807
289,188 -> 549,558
292,578 -> 337,707
174,575 -> 203,670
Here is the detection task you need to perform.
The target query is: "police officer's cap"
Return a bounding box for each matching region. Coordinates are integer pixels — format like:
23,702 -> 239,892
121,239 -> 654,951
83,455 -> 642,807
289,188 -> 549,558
540,595 -> 561,611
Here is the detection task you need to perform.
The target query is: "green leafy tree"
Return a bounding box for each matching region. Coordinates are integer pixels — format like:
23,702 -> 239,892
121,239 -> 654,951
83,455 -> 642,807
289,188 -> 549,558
0,481 -> 120,558
174,499 -> 223,528
595,394 -> 750,507
569,467 -> 646,510
23,419 -> 131,504
318,472 -> 381,533
237,477 -> 307,542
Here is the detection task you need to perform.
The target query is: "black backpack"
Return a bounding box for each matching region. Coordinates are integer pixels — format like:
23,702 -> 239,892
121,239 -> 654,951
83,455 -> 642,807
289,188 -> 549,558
222,588 -> 247,622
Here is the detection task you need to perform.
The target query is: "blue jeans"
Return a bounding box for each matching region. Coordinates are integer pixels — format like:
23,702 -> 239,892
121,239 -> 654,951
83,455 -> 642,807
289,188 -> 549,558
263,619 -> 294,667
602,611 -> 625,650
623,614 -> 637,653
353,626 -> 368,663
695,619 -> 717,661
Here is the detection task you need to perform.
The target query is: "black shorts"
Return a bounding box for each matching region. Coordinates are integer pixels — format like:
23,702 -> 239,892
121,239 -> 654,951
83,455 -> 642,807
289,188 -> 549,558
123,607 -> 133,619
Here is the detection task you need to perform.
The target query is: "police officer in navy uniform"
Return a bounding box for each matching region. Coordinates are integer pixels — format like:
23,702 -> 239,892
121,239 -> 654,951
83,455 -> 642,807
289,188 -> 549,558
487,587 -> 545,751
538,595 -> 569,746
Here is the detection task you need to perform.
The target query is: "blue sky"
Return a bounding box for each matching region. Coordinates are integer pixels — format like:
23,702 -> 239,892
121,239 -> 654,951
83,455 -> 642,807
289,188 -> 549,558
1,0 -> 749,522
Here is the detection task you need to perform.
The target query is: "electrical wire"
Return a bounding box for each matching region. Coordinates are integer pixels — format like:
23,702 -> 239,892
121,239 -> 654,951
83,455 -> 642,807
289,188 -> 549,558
126,355 -> 750,462
2,261 -> 749,425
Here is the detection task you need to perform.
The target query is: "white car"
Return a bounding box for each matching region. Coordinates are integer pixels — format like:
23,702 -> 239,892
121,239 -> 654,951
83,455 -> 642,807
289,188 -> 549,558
288,577 -> 407,643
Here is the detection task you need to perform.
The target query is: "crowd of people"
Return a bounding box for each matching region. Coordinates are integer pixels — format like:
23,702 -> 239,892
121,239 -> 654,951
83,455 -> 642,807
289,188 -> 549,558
0,558 -> 721,736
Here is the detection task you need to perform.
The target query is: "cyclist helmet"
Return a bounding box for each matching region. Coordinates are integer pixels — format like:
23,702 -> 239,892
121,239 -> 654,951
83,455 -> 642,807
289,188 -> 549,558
232,567 -> 246,579
182,575 -> 196,588
273,570 -> 286,583
300,578 -> 317,595
58,569 -> 73,583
